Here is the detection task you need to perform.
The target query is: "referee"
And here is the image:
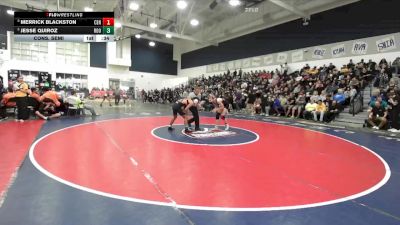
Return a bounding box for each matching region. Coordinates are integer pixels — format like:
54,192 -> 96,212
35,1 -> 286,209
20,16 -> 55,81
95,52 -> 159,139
14,76 -> 30,122
188,87 -> 201,131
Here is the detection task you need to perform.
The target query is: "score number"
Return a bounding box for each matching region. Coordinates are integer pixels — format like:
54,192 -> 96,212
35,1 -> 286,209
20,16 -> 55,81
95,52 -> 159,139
102,17 -> 114,34
103,18 -> 114,26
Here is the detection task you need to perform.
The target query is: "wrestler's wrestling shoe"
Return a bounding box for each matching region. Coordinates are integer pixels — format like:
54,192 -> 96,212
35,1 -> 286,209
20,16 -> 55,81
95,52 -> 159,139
225,124 -> 230,131
168,126 -> 174,131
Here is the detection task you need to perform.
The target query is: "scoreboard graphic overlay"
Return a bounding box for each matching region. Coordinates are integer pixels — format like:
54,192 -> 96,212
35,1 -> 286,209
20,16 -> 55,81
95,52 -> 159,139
14,12 -> 115,42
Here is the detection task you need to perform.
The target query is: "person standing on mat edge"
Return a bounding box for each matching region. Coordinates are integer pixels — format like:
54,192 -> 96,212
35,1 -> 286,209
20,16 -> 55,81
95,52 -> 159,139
168,97 -> 194,132
14,75 -> 30,122
187,87 -> 201,131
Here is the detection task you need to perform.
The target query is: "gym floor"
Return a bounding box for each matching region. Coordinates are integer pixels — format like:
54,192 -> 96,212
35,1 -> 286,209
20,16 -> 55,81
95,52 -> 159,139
0,102 -> 399,225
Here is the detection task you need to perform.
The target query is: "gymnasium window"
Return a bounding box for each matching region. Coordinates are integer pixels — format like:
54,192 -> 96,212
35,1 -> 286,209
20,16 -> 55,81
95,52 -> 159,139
56,42 -> 88,66
12,42 -> 48,62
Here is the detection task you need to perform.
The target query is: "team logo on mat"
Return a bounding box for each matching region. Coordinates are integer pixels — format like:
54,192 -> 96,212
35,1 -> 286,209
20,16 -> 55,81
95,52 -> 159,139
182,128 -> 237,138
152,124 -> 259,146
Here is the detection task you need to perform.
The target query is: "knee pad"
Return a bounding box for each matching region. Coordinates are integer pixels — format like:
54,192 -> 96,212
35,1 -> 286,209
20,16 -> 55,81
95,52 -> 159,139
216,112 -> 221,119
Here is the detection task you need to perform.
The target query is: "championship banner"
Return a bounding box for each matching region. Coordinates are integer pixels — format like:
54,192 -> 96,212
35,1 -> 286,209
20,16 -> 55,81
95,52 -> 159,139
276,53 -> 288,63
331,44 -> 345,58
376,35 -> 396,52
263,55 -> 273,65
291,50 -> 303,62
251,56 -> 262,67
312,47 -> 326,59
352,41 -> 368,55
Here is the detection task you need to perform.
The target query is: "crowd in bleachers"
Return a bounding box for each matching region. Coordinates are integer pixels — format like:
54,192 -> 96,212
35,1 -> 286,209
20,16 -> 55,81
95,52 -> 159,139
141,58 -> 399,132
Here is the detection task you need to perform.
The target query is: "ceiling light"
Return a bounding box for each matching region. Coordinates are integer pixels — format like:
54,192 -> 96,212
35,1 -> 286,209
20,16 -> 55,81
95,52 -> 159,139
135,34 -> 141,39
177,0 -> 188,10
165,33 -> 172,38
229,0 -> 241,6
6,9 -> 14,15
115,22 -> 122,28
149,22 -> 158,28
84,7 -> 93,12
129,2 -> 140,11
190,19 -> 199,26
149,41 -> 155,47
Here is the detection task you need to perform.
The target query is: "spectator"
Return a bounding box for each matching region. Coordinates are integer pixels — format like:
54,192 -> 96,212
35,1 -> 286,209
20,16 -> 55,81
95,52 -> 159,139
370,96 -> 388,109
14,76 -> 30,122
326,100 -> 341,122
272,95 -> 284,116
310,91 -> 320,103
114,88 -> 121,105
304,100 -> 317,120
0,87 -> 16,120
367,101 -> 387,130
285,93 -> 296,117
313,100 -> 326,122
253,92 -> 262,114
333,89 -> 346,105
234,89 -> 242,111
291,92 -> 306,118
67,90 -> 99,116
387,89 -> 400,132
35,101 -> 61,120
40,87 -> 62,107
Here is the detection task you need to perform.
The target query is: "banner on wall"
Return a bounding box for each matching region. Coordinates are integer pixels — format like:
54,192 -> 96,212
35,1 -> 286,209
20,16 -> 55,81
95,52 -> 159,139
242,58 -> 251,68
312,47 -> 326,59
276,53 -> 288,63
263,55 -> 273,65
376,35 -> 396,52
291,50 -> 304,62
251,56 -> 262,67
331,44 -> 345,58
352,41 -> 368,55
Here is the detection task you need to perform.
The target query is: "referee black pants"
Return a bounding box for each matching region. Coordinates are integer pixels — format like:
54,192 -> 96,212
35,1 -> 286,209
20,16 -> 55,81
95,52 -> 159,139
188,106 -> 200,130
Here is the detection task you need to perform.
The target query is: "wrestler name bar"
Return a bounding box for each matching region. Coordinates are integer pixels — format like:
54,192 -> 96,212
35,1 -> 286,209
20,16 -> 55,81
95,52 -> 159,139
14,18 -> 109,26
14,27 -> 112,35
